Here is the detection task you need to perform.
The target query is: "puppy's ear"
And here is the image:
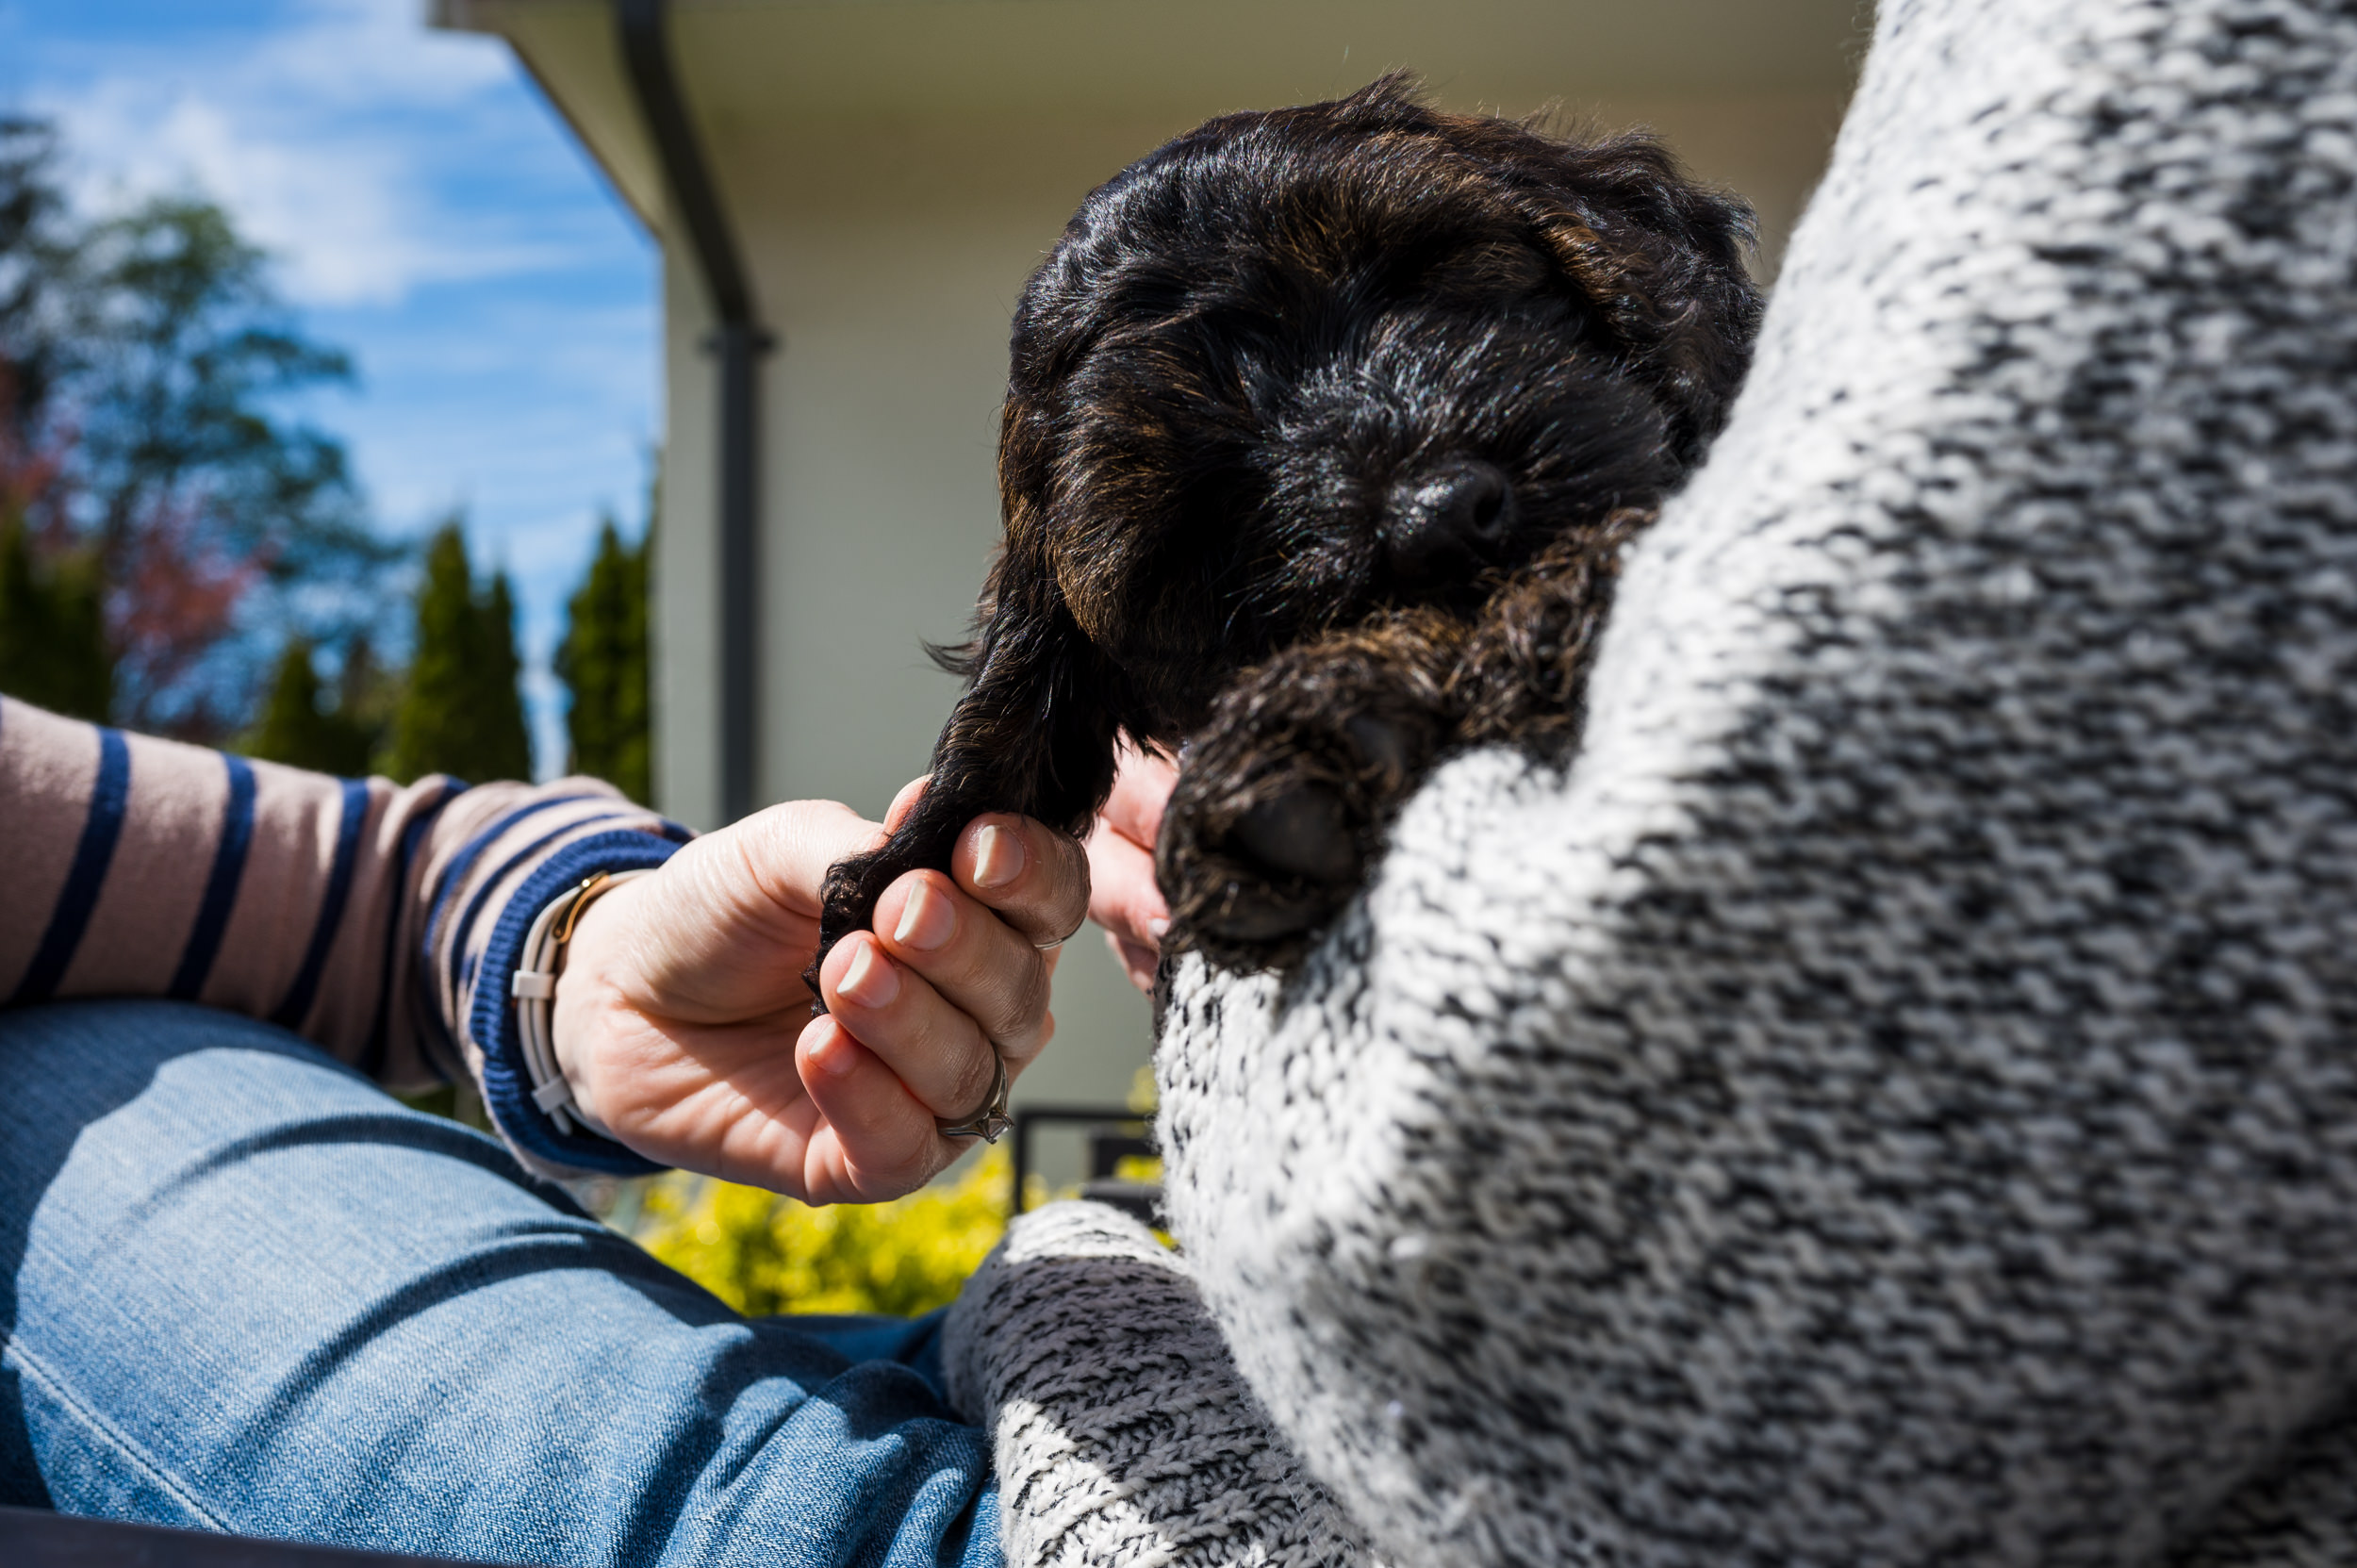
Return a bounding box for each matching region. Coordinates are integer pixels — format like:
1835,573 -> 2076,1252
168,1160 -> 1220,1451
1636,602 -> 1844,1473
926,553 -> 1124,839
945,354 -> 1131,835
808,551 -> 1119,992
1324,77 -> 1763,465
1519,133 -> 1764,464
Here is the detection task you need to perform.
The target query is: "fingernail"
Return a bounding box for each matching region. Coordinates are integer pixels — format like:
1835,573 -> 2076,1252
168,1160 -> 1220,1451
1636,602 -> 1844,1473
809,1025 -> 865,1079
972,824 -> 1026,889
895,881 -> 957,950
837,941 -> 900,1009
1146,917 -> 1170,946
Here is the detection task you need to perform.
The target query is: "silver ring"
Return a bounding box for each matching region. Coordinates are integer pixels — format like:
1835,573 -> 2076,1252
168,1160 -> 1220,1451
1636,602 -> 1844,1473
1033,935 -> 1065,951
935,1047 -> 1013,1143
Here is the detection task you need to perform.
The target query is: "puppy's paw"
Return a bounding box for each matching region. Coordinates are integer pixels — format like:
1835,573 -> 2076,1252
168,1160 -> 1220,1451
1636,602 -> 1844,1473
806,809 -> 960,1011
806,844 -> 894,1011
1157,641 -> 1451,971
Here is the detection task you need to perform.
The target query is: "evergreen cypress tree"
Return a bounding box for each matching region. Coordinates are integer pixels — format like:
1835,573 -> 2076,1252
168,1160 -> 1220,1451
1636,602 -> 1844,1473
554,515 -> 651,802
478,567 -> 533,781
0,509 -> 110,719
387,521 -> 472,782
387,518 -> 533,784
337,634 -> 399,772
239,637 -> 373,775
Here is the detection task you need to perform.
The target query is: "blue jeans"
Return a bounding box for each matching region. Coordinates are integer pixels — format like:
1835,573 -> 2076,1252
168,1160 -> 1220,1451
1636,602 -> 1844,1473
0,1000 -> 999,1568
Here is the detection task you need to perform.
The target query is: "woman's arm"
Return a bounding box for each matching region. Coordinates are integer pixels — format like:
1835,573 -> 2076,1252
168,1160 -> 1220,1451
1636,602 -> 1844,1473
0,696 -> 1085,1199
0,696 -> 675,1096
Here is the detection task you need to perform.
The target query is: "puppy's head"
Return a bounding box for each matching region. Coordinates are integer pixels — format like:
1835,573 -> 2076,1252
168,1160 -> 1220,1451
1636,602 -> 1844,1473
928,76 -> 1759,833
988,74 -> 1760,746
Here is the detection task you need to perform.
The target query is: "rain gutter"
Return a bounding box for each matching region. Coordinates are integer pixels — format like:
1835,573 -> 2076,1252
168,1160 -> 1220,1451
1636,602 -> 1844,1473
615,0 -> 770,824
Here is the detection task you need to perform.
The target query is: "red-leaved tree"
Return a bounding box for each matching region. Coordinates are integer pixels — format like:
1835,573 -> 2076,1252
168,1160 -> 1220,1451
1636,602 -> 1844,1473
1,116 -> 394,738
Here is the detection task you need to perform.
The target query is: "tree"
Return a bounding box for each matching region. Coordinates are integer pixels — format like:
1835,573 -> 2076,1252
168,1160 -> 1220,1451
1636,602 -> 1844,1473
333,633 -> 400,768
0,118 -> 106,718
0,116 -> 395,739
481,568 -> 530,778
0,119 -> 76,437
387,518 -> 531,784
239,637 -> 376,776
554,514 -> 650,801
0,508 -> 107,720
72,198 -> 393,735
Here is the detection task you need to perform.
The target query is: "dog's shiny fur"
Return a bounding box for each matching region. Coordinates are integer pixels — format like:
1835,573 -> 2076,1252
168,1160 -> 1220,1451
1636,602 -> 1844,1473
811,75 -> 1760,991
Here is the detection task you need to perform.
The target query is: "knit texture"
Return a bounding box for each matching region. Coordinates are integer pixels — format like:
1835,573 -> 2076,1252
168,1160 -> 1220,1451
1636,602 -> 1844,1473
941,1202 -> 1373,1568
1152,1 -> 2357,1565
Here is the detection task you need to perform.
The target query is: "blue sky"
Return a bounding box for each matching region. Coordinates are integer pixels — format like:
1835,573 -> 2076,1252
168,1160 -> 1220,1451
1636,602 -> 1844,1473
0,0 -> 658,776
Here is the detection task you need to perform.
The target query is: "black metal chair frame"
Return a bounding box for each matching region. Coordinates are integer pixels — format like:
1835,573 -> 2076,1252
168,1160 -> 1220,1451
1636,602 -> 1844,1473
1008,1104 -> 1161,1227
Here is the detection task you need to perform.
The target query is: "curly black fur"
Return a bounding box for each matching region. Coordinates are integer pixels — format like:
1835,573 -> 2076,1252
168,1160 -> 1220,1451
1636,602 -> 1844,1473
809,74 -> 1761,998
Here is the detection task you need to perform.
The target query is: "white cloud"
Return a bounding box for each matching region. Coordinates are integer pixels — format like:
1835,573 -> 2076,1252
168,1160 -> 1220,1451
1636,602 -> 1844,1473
31,0 -> 569,307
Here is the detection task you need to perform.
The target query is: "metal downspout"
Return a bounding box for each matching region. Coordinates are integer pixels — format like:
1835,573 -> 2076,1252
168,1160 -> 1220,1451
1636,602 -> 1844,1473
616,0 -> 770,824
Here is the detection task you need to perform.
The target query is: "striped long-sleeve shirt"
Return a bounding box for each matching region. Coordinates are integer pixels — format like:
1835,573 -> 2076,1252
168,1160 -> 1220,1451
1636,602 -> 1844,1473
0,696 -> 688,1177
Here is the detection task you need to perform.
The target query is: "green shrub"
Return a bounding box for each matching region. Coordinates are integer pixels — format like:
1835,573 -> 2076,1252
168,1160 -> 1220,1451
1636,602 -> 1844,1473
627,1070 -> 1166,1317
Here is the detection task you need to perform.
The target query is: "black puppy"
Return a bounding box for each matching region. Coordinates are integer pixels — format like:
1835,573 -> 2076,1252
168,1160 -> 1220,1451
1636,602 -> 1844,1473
811,74 -> 1759,993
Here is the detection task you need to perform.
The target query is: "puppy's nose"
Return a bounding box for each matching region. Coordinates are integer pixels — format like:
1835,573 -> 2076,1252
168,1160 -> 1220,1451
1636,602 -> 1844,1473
1383,459 -> 1515,581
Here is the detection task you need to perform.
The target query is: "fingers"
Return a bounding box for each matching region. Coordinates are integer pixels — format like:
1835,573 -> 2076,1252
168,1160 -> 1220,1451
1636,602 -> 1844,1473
803,905 -> 1049,1187
783,784 -> 1088,1187
1088,734 -> 1176,992
883,775 -> 930,834
707,797 -> 885,921
877,869 -> 1057,1065
947,812 -> 1090,949
1101,734 -> 1178,850
794,1014 -> 957,1198
1085,809 -> 1169,965
816,926 -> 1016,1117
1107,927 -> 1160,995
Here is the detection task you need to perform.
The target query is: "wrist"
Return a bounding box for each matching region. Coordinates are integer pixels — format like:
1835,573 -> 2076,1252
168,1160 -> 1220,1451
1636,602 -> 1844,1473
551,876 -> 642,1127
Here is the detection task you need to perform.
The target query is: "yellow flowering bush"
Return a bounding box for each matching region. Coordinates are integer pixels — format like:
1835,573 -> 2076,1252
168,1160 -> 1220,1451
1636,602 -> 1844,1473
620,1069 -> 1166,1317
634,1148 -> 1011,1317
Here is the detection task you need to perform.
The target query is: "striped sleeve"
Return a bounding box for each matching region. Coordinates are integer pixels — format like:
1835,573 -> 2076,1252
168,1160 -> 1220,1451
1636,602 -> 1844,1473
0,696 -> 689,1177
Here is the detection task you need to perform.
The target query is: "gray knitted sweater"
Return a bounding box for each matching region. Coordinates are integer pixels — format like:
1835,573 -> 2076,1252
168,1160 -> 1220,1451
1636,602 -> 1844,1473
948,0 -> 2357,1564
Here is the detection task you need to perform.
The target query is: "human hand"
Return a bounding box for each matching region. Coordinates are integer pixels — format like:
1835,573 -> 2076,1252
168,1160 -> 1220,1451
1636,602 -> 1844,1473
1084,736 -> 1178,993
550,781 -> 1088,1203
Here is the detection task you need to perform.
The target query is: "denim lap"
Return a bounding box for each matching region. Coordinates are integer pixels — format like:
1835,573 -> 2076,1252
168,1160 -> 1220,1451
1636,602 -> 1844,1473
0,999 -> 997,1568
